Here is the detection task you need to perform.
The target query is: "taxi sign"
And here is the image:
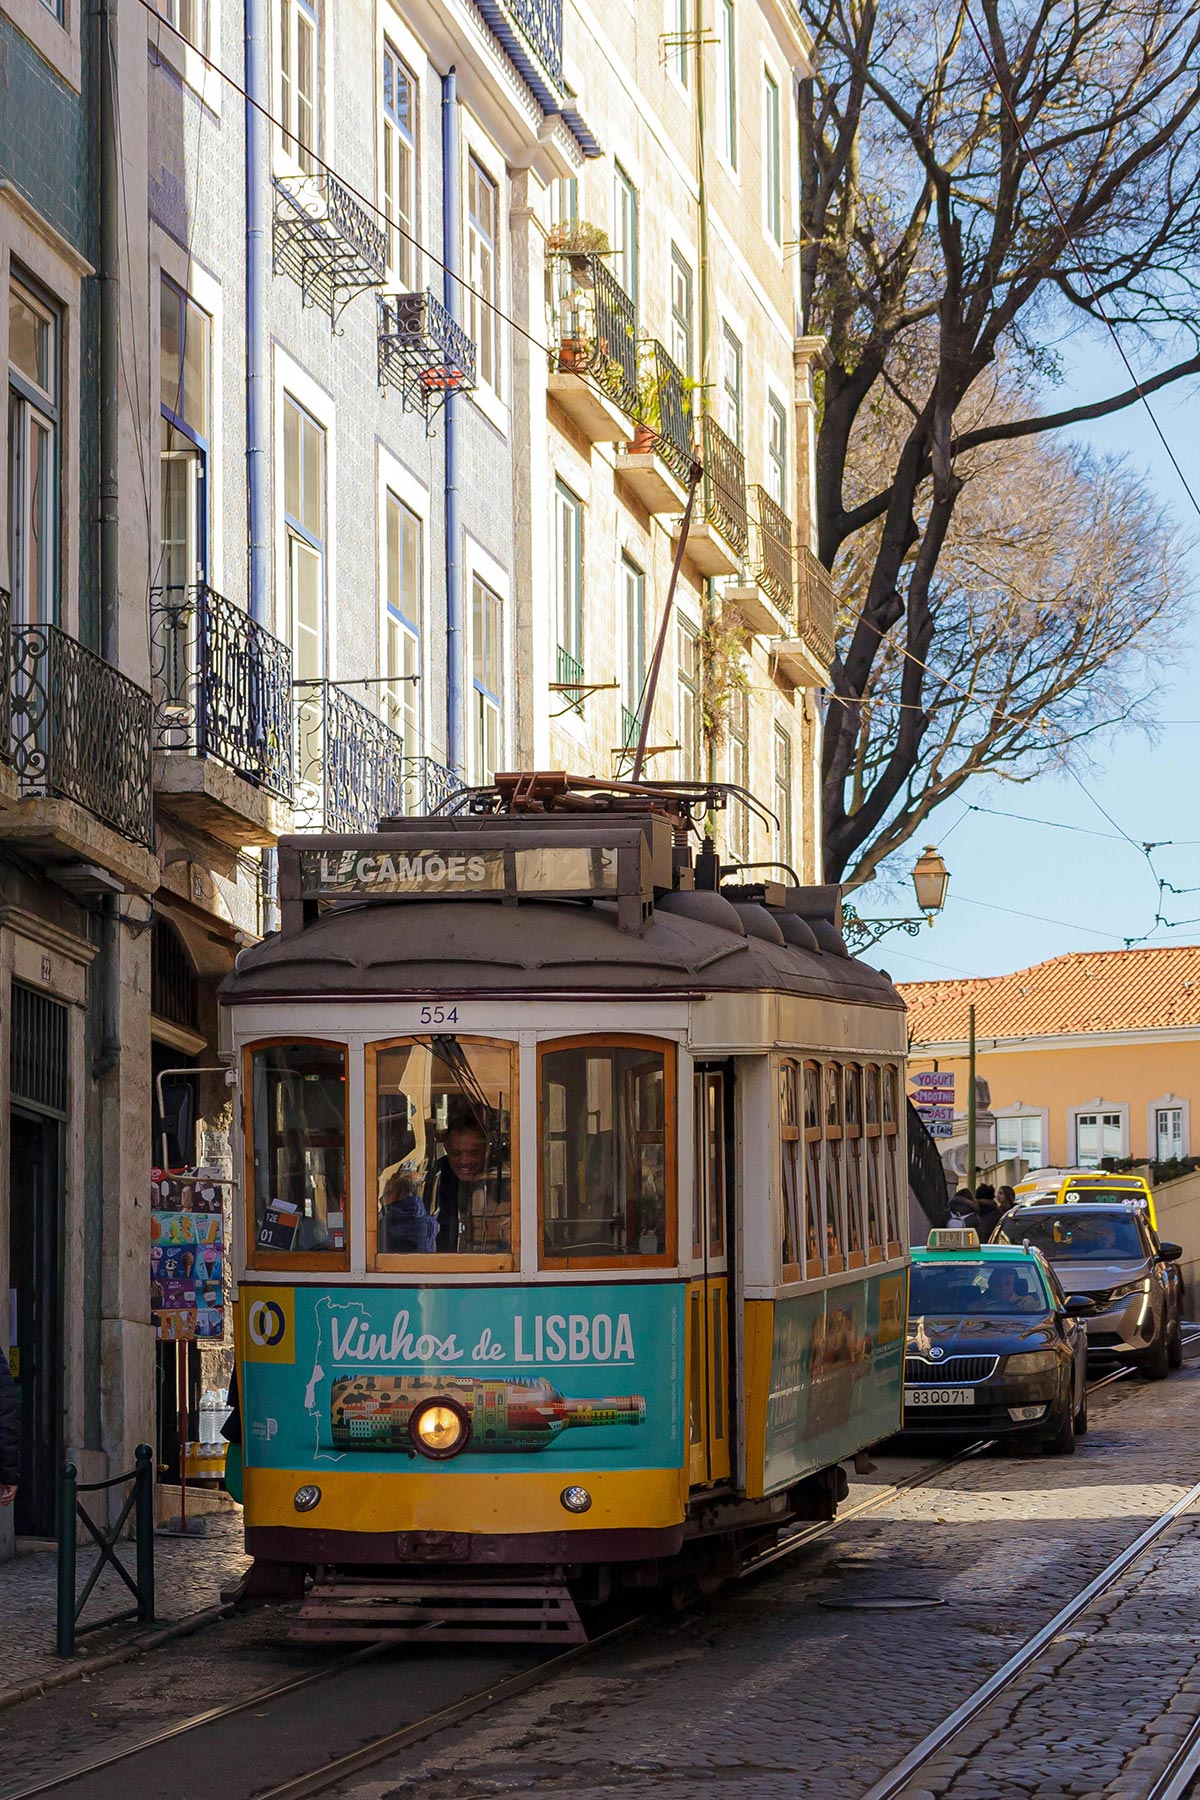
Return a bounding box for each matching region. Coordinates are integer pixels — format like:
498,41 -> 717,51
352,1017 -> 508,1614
926,1227 -> 980,1252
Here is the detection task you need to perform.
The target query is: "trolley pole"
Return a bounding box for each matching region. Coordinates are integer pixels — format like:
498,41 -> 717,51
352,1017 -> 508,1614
967,1003 -> 977,1198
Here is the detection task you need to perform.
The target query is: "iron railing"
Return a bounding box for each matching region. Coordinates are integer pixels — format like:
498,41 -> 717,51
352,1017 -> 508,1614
151,585 -> 293,800
556,253 -> 637,418
474,0 -> 564,87
620,704 -> 641,751
56,1446 -> 155,1658
409,755 -> 464,815
555,644 -> 585,714
700,415 -> 748,556
636,341 -> 694,485
293,680 -> 409,834
749,485 -> 794,621
797,545 -> 837,667
377,291 -> 477,420
272,171 -> 388,327
0,587 -> 10,767
8,624 -> 154,846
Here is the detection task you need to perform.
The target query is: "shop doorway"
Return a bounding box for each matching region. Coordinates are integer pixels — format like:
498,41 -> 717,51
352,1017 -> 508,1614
9,1108 -> 63,1537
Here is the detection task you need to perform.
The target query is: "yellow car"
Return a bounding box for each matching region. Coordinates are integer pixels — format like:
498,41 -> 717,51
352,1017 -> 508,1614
1014,1168 -> 1157,1232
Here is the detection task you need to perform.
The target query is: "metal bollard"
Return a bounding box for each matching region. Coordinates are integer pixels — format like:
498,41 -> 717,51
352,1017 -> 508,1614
134,1443 -> 155,1623
56,1462 -> 79,1659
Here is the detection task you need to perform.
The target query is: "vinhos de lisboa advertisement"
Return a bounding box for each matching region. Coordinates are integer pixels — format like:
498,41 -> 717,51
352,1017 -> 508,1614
239,1283 -> 685,1473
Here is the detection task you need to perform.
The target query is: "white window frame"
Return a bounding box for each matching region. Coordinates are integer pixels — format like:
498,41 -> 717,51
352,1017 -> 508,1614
466,536 -> 511,788
669,243 -> 694,381
5,0 -> 81,91
727,682 -> 750,861
773,722 -> 793,872
1069,1100 -> 1128,1169
7,276 -> 60,628
380,39 -> 420,291
677,616 -> 701,782
276,0 -> 321,176
614,163 -> 639,311
717,0 -> 738,174
466,150 -> 500,398
1148,1094 -> 1190,1163
766,390 -> 787,510
721,321 -> 743,448
553,478 -> 584,669
762,65 -> 782,245
665,0 -> 691,92
994,1105 -> 1049,1167
273,351 -> 335,667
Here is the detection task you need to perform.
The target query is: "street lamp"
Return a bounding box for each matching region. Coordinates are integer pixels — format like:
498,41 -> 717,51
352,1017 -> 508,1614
841,845 -> 951,950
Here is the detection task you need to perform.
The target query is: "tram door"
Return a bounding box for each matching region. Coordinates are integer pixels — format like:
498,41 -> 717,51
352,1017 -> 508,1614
688,1065 -> 732,1487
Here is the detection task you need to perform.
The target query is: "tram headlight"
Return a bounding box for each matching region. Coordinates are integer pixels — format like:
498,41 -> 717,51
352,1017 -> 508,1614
560,1485 -> 592,1514
294,1484 -> 322,1512
409,1398 -> 471,1459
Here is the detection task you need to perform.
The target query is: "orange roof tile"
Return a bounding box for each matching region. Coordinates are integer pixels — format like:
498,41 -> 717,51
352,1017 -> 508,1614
900,945 -> 1200,1044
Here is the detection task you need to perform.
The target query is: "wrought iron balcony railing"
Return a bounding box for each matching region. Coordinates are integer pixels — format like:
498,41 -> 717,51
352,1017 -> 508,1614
554,644 -> 586,715
473,0 -> 564,104
293,680 -> 412,834
635,341 -> 694,486
151,585 -> 294,800
273,171 -> 388,328
620,704 -> 641,751
749,485 -> 795,622
378,291 -> 477,422
797,545 -> 838,667
0,588 -> 10,770
700,415 -> 748,556
555,253 -> 638,418
7,622 -> 154,846
406,754 -> 464,816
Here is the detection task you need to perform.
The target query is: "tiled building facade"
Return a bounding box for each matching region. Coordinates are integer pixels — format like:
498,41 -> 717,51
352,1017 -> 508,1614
0,0 -> 834,1551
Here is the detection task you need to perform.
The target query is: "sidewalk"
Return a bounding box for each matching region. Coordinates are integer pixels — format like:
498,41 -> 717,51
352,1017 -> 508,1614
1,1508 -> 251,1705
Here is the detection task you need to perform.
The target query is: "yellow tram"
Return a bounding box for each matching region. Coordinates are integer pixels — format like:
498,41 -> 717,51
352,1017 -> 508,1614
222,776 -> 910,1638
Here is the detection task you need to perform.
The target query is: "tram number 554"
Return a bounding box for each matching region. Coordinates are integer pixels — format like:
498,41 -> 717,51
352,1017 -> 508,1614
419,1004 -> 459,1025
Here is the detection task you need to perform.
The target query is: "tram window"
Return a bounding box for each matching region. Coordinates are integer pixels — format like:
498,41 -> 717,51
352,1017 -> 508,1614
863,1064 -> 886,1259
882,1064 -> 902,1254
802,1061 -> 823,1278
248,1042 -> 347,1258
823,1065 -> 847,1272
540,1040 -> 674,1264
844,1066 -> 866,1266
780,1061 -> 803,1279
371,1037 -> 514,1262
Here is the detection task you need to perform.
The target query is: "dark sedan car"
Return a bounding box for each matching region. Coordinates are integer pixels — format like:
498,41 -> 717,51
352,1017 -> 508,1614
902,1231 -> 1092,1453
992,1203 -> 1183,1378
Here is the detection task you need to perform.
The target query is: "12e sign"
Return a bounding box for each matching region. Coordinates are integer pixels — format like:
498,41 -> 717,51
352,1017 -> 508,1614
419,1004 -> 459,1026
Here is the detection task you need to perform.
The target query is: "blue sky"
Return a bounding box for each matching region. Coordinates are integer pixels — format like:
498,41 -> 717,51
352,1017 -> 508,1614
849,337 -> 1200,987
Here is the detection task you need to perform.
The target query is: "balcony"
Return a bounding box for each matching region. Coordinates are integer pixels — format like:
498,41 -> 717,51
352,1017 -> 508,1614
151,585 -> 294,849
473,0 -> 564,108
728,486 -> 796,637
0,590 -> 14,812
616,341 -> 695,515
378,291 -> 476,424
294,680 -> 415,834
680,416 -> 748,576
551,644 -> 587,717
549,253 -> 638,443
272,171 -> 388,328
0,613 -> 157,892
773,547 -> 839,687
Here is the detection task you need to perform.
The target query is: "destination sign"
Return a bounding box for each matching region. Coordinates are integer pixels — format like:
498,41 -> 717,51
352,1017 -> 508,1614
299,848 -> 506,899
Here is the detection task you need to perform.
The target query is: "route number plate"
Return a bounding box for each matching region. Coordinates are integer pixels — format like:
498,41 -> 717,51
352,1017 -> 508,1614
904,1386 -> 974,1407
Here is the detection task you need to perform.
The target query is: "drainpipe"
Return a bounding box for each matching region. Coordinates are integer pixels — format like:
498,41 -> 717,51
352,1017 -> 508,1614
245,0 -> 269,627
98,0 -> 119,662
442,68 -> 465,777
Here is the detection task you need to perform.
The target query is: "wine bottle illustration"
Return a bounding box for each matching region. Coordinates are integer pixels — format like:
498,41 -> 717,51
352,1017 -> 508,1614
330,1372 -> 645,1452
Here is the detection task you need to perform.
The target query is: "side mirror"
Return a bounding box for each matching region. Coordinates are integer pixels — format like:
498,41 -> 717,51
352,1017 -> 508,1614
1063,1295 -> 1097,1317
1158,1241 -> 1183,1262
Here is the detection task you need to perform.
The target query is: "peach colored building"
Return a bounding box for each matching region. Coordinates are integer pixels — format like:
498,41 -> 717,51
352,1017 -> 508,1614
901,947 -> 1200,1170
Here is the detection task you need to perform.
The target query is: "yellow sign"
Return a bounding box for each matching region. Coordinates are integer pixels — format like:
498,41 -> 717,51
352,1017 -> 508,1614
241,1287 -> 295,1364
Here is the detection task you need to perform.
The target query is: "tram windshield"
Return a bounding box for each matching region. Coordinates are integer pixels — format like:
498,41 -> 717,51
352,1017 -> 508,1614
540,1041 -> 671,1262
249,1042 -> 347,1255
374,1037 -> 513,1258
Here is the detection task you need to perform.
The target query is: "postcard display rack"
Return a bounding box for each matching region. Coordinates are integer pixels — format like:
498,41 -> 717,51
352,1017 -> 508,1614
150,1170 -> 230,1530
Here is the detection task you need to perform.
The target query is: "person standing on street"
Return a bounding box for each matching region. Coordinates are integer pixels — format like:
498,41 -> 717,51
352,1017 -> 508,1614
975,1183 -> 1001,1239
0,1354 -> 19,1508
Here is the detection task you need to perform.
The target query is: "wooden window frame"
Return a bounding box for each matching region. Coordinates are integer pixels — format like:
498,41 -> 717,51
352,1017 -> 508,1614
366,1035 -> 519,1274
881,1061 -> 903,1257
843,1063 -> 866,1268
538,1034 -> 678,1271
780,1058 -> 803,1283
802,1059 -> 824,1279
243,1036 -> 351,1273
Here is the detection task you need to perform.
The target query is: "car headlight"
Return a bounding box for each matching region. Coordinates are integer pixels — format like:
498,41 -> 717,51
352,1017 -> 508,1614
1107,1278 -> 1151,1302
1005,1351 -> 1058,1374
408,1397 -> 471,1459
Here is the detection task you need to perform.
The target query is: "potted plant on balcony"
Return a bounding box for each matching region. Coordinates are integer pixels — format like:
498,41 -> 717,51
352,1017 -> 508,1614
549,222 -> 611,372
632,351 -> 698,456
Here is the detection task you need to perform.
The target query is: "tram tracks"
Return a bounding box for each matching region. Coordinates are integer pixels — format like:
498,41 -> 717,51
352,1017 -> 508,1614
4,1343 -> 1192,1800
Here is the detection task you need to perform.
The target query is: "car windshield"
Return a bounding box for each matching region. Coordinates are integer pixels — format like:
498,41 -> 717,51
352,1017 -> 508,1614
909,1259 -> 1051,1317
996,1212 -> 1145,1261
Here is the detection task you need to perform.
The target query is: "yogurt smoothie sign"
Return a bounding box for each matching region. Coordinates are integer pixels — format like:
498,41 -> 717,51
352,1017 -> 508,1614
240,1284 -> 685,1473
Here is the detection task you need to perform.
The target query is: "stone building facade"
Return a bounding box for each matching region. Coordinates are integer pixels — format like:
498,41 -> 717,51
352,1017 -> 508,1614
0,0 -> 833,1553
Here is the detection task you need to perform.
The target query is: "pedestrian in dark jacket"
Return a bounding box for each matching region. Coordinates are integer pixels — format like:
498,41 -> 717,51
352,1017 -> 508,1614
0,1355 -> 19,1507
975,1183 -> 1002,1239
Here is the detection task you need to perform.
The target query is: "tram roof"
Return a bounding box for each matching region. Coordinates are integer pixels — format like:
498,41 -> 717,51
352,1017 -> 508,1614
222,890 -> 905,1009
